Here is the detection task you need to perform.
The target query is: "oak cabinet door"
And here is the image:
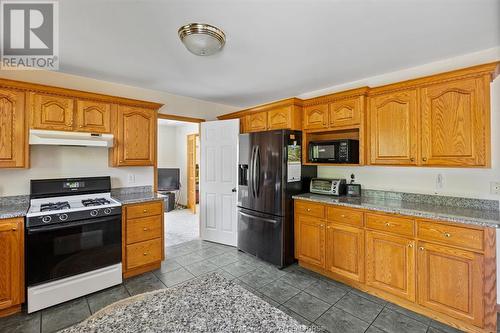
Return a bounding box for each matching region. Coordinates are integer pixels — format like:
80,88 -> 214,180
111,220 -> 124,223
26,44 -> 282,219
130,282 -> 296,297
267,106 -> 292,130
116,105 -> 156,166
75,100 -> 111,133
420,77 -> 487,166
246,112 -> 267,132
365,231 -> 416,301
296,215 -> 325,268
303,104 -> 328,130
329,97 -> 361,127
31,93 -> 74,131
0,219 -> 23,311
368,90 -> 418,165
417,242 -> 484,327
0,89 -> 26,168
239,116 -> 248,133
326,223 -> 364,282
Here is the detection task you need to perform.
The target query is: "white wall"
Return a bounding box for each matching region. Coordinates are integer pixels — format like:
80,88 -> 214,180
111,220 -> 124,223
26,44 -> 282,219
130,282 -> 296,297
0,146 -> 153,196
156,122 -> 199,206
0,69 -> 238,196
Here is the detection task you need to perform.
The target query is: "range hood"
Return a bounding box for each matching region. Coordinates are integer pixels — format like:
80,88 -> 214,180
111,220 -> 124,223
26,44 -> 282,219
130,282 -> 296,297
29,130 -> 114,147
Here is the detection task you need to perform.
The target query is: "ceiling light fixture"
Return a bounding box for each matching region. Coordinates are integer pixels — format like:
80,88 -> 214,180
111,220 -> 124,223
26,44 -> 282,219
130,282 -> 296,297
178,23 -> 226,56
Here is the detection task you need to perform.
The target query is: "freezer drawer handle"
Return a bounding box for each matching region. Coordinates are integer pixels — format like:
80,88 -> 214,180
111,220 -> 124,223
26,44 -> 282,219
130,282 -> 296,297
239,211 -> 278,224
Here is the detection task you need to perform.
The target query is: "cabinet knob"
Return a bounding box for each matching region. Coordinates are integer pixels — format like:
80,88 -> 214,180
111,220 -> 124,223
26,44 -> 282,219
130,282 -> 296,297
79,125 -> 83,128
143,252 -> 148,256
11,227 -> 17,231
143,227 -> 148,231
143,209 -> 148,213
419,247 -> 425,251
341,214 -> 346,218
408,243 -> 413,248
444,232 -> 451,238
422,157 -> 427,162
306,208 -> 311,212
385,222 -> 391,227
320,224 -> 324,227
410,158 -> 415,162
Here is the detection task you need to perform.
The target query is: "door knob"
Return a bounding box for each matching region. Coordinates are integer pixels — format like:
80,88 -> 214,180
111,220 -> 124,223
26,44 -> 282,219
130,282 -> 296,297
232,188 -> 237,193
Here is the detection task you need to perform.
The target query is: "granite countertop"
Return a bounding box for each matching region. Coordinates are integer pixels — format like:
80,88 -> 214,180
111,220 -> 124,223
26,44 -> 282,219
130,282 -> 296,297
293,193 -> 500,228
0,195 -> 30,219
111,191 -> 165,205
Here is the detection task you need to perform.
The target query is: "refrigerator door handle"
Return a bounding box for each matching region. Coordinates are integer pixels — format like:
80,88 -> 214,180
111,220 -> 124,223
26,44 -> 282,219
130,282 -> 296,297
239,211 -> 278,224
255,146 -> 261,197
250,146 -> 256,198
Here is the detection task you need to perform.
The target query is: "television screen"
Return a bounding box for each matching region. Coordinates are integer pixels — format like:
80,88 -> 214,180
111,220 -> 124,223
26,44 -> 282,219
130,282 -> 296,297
157,168 -> 180,191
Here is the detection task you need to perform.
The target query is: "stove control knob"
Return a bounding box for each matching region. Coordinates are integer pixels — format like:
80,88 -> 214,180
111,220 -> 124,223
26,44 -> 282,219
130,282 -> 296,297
59,213 -> 68,221
42,215 -> 52,223
90,210 -> 99,217
104,208 -> 112,215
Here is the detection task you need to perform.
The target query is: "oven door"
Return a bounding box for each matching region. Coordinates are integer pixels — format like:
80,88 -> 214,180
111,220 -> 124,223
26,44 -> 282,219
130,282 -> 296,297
26,215 -> 122,286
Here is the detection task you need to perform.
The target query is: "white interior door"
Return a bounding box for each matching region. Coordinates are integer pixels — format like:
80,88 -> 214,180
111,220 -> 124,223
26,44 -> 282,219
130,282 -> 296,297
200,119 -> 239,246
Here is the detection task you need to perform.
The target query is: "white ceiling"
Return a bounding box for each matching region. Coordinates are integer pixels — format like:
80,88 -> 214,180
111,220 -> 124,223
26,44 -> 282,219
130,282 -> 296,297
60,0 -> 499,107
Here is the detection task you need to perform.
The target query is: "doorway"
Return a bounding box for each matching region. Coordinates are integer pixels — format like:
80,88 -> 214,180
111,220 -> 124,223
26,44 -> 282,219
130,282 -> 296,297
157,115 -> 201,247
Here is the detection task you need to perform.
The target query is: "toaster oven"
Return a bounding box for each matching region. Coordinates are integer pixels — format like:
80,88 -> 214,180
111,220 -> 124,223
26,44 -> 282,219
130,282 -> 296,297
310,178 -> 346,196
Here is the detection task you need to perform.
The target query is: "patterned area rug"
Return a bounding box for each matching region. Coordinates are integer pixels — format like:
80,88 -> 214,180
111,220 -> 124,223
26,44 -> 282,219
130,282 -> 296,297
60,272 -> 313,332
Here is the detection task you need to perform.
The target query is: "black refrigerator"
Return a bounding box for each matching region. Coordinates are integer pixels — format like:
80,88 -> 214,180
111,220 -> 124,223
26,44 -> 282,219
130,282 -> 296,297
237,129 -> 316,267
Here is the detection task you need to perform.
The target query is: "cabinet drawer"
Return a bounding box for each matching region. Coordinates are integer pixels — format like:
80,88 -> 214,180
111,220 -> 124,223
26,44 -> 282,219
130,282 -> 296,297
126,201 -> 163,219
327,206 -> 363,227
295,201 -> 325,218
127,215 -> 162,244
126,238 -> 163,270
366,213 -> 415,237
417,220 -> 484,252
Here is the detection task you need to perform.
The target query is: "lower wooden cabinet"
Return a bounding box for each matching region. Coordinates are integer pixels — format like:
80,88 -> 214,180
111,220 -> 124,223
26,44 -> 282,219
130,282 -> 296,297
326,223 -> 364,282
365,231 -> 415,301
294,199 -> 496,333
417,241 -> 484,327
296,215 -> 325,268
0,218 -> 24,317
122,201 -> 164,278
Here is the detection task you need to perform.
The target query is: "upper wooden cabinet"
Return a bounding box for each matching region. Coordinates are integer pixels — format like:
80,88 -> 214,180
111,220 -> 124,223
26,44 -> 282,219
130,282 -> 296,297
0,89 -> 27,168
75,100 -> 112,133
368,89 -> 418,165
111,105 -> 156,166
30,93 -> 75,131
329,97 -> 362,128
420,77 -> 488,166
303,104 -> 329,130
246,111 -> 267,132
0,218 -> 24,317
268,106 -> 294,130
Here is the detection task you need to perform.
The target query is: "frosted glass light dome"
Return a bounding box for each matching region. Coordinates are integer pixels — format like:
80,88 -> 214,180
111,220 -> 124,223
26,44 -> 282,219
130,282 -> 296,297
178,23 -> 226,56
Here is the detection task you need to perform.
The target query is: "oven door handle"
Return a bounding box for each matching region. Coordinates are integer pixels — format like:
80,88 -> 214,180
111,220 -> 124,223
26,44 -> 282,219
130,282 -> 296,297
27,215 -> 121,234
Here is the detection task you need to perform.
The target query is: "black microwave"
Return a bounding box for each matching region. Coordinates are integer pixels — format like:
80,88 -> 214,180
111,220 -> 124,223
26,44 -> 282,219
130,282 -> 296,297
309,139 -> 359,163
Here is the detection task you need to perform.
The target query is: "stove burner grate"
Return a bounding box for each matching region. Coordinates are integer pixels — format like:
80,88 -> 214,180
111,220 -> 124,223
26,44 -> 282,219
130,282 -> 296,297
40,202 -> 71,212
82,198 -> 111,207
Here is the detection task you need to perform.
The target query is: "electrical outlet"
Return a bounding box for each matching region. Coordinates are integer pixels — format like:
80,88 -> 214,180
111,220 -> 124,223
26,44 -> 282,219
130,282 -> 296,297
128,174 -> 136,184
490,182 -> 500,195
436,174 -> 444,189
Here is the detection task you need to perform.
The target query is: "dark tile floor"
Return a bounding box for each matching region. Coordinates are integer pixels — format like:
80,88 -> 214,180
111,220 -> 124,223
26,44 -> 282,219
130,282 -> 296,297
0,239 -> 490,333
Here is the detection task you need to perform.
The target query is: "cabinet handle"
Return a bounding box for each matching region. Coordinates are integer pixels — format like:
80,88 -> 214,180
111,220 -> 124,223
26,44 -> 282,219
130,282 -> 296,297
306,208 -> 311,212
79,125 -> 83,128
444,232 -> 451,238
143,227 -> 148,231
143,252 -> 148,256
408,243 -> 413,248
11,227 -> 17,231
419,247 -> 425,251
143,209 -> 148,213
320,224 -> 324,227
410,158 -> 415,162
422,157 -> 427,162
340,214 -> 346,218
326,226 -> 331,229
385,222 -> 391,227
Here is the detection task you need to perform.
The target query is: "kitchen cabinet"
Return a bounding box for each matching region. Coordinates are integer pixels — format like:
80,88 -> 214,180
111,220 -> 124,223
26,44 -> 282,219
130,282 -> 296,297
294,199 -> 496,332
303,104 -> 329,130
246,111 -> 267,132
75,100 -> 112,133
268,106 -> 293,130
122,201 -> 164,278
0,88 -> 27,168
326,223 -> 364,282
420,77 -> 488,167
365,231 -> 415,301
368,89 -> 418,165
417,241 -> 483,327
329,97 -> 362,128
111,105 -> 157,166
30,93 -> 75,131
0,218 -> 24,317
296,214 -> 325,268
